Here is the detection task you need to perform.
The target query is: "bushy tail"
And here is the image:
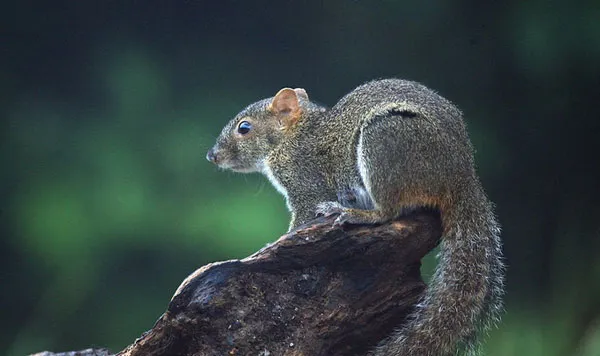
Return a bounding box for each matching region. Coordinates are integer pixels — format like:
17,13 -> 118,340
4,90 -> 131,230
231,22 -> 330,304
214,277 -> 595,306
372,208 -> 504,356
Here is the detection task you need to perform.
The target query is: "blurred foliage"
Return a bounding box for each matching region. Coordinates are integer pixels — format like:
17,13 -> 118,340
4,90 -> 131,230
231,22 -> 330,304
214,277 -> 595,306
1,1 -> 599,355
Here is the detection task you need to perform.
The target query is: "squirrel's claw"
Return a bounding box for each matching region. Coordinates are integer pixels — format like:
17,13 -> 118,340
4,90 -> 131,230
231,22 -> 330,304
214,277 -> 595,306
315,201 -> 344,217
316,202 -> 353,228
316,202 -> 366,227
333,212 -> 351,227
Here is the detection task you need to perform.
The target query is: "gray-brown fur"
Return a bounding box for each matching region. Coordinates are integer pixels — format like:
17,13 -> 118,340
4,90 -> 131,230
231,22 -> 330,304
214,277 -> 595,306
208,79 -> 505,355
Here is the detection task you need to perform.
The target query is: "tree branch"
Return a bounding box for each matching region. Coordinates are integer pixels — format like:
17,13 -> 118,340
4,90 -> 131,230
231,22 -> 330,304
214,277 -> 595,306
32,211 -> 441,356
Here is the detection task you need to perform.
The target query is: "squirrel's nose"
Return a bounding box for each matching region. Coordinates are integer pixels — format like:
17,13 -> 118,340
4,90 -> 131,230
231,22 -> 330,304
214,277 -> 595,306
206,148 -> 218,164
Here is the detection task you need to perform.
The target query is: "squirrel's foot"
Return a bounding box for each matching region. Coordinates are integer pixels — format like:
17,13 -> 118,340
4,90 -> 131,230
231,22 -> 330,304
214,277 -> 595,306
316,201 -> 387,227
333,209 -> 384,227
315,201 -> 345,217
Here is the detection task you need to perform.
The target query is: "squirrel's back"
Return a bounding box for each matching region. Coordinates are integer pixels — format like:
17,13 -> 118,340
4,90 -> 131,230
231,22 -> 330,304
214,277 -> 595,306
315,79 -> 478,220
330,79 -> 463,127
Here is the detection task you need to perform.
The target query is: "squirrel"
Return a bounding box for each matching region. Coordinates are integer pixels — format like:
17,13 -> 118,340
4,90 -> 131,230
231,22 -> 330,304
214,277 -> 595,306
207,79 -> 505,356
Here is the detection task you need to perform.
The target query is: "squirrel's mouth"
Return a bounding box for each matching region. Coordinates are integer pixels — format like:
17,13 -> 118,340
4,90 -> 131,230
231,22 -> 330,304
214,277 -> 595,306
207,148 -> 259,173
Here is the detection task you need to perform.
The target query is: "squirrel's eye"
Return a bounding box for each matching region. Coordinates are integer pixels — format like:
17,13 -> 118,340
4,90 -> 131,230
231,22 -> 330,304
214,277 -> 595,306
237,121 -> 252,135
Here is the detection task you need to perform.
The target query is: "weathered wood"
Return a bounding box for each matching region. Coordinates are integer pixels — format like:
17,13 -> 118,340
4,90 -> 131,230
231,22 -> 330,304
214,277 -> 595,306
31,349 -> 111,356
33,211 -> 442,356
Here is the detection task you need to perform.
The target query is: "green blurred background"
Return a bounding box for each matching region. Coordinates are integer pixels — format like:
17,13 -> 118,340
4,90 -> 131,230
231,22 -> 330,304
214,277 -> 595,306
2,1 -> 599,355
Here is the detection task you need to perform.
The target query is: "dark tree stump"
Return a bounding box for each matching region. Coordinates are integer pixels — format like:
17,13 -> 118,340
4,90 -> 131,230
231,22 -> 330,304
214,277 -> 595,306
32,211 -> 442,356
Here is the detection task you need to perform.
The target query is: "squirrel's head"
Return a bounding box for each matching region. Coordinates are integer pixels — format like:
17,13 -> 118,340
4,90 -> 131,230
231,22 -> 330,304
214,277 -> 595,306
207,87 -> 309,173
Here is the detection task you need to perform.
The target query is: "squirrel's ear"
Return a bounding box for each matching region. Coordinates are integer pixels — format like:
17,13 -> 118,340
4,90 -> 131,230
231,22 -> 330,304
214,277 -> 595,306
269,88 -> 299,114
268,88 -> 303,128
293,88 -> 309,101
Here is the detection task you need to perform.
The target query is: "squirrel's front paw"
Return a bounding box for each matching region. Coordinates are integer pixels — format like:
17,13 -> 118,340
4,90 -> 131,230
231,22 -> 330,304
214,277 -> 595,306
315,201 -> 345,217
333,211 -> 366,227
333,212 -> 352,227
